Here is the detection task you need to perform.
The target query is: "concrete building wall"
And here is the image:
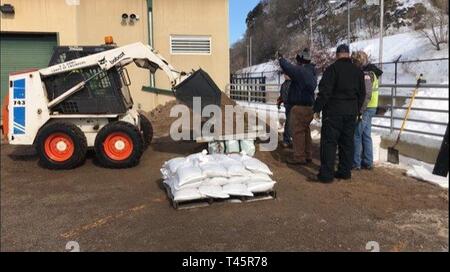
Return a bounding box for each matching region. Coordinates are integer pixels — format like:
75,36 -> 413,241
152,0 -> 230,107
0,0 -> 78,44
0,0 -> 229,111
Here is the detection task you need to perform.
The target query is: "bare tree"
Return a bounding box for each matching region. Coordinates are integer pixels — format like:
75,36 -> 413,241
419,1 -> 448,51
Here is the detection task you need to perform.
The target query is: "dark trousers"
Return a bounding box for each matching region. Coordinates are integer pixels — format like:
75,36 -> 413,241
318,114 -> 357,180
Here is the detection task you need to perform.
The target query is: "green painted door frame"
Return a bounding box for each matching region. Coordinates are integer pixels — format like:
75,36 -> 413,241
0,33 -> 57,105
143,0 -> 172,96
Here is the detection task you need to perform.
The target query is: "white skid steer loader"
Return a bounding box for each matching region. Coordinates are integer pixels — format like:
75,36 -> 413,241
1,41 -> 222,169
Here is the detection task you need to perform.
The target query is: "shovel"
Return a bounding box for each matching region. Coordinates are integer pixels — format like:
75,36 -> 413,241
387,74 -> 426,164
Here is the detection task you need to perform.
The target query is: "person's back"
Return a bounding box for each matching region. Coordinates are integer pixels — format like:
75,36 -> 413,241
314,58 -> 365,115
279,58 -> 317,107
278,48 -> 317,164
313,44 -> 366,183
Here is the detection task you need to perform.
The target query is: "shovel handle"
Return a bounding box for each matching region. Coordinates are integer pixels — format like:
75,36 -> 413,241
393,74 -> 425,147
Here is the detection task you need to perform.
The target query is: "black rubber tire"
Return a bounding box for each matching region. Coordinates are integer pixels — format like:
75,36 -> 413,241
139,113 -> 153,149
94,121 -> 144,168
35,122 -> 87,170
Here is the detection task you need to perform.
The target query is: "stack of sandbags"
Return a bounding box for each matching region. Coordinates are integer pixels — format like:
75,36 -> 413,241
161,150 -> 276,202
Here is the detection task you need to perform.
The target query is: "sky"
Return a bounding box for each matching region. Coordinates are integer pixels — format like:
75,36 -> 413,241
229,0 -> 261,46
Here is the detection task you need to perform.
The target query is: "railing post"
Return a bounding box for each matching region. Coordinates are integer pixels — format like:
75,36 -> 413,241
390,87 -> 394,134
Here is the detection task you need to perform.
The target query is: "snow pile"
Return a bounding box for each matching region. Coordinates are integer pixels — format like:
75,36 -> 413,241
161,150 -> 276,202
407,165 -> 449,189
350,31 -> 448,84
235,61 -> 280,84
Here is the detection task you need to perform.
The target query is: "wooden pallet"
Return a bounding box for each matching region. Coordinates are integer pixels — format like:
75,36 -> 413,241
163,183 -> 277,210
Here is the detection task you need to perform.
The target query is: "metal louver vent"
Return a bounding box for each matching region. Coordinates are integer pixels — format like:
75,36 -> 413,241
170,35 -> 211,55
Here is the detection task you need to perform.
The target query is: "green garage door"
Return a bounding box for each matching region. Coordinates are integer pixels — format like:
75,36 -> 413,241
0,33 -> 57,106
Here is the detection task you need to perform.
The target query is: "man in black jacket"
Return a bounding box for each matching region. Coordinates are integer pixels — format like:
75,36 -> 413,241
278,48 -> 317,164
313,44 -> 366,182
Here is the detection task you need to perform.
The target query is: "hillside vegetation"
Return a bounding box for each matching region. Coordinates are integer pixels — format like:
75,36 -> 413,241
230,0 -> 448,72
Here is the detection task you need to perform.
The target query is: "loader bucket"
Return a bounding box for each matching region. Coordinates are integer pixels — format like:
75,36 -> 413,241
174,69 -> 222,111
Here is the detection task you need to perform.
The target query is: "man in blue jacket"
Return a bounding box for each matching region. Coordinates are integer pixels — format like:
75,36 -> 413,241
278,48 -> 317,165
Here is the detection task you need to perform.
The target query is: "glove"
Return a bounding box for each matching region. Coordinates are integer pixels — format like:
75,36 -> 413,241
313,112 -> 321,122
276,97 -> 283,109
357,114 -> 363,122
275,51 -> 283,59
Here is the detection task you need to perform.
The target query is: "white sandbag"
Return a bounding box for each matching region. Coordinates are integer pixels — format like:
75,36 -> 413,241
247,181 -> 276,193
161,159 -> 192,179
173,188 -> 204,202
199,161 -> 228,177
186,149 -> 209,163
173,180 -> 204,191
240,139 -> 255,157
228,153 -> 244,162
220,159 -> 251,176
198,185 -> 230,199
225,140 -> 241,153
208,141 -> 225,154
202,177 -> 229,186
176,163 -> 206,187
211,153 -> 229,162
160,167 -> 171,179
248,173 -> 273,182
228,176 -> 250,184
241,156 -> 273,175
222,183 -> 254,197
165,157 -> 188,173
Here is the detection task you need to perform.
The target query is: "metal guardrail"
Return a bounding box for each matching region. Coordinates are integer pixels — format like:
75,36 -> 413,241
374,83 -> 449,137
233,57 -> 449,85
226,82 -> 449,138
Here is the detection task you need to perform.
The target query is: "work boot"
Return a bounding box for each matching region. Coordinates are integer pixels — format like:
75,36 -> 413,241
334,172 -> 351,180
286,157 -> 307,165
311,174 -> 334,183
281,142 -> 290,148
361,165 -> 374,171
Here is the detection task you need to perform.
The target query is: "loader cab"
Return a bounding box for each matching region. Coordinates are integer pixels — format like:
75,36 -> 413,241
43,45 -> 133,114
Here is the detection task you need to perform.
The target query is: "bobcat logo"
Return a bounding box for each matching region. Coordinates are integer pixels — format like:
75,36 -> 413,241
109,52 -> 125,65
98,57 -> 107,65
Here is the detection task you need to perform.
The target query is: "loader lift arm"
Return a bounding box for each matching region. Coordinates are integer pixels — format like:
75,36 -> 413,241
39,42 -> 188,109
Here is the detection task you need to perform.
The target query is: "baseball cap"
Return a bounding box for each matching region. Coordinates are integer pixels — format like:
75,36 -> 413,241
336,44 -> 350,54
299,48 -> 311,61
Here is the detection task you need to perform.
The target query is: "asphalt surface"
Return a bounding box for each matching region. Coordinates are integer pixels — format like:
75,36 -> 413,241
1,137 -> 448,252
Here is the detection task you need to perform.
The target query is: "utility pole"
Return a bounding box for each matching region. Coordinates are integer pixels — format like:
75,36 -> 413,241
347,0 -> 350,45
249,36 -> 252,66
379,0 -> 384,70
329,0 -> 351,45
246,44 -> 249,67
310,16 -> 313,51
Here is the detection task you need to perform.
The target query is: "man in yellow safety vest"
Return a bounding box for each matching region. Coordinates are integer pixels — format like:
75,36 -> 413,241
351,51 -> 383,170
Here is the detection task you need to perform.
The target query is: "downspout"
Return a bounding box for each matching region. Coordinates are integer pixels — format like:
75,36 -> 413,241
147,0 -> 155,87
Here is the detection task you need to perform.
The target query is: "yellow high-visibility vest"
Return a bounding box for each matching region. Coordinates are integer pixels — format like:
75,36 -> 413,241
367,72 -> 379,108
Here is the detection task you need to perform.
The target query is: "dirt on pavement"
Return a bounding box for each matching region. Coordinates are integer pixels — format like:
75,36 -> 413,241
1,133 -> 448,251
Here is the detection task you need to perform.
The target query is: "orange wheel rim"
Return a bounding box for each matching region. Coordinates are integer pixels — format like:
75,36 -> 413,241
103,132 -> 133,161
44,133 -> 75,162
